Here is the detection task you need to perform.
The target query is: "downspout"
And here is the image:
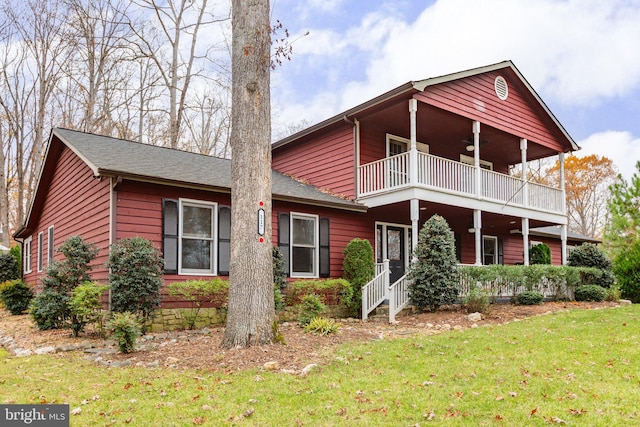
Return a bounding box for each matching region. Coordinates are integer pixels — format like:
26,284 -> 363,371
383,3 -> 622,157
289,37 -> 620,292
108,176 -> 121,310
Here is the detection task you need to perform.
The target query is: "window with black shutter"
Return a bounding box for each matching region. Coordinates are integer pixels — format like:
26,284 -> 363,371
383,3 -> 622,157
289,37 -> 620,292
218,206 -> 231,275
278,213 -> 290,276
162,199 -> 179,274
319,217 -> 330,277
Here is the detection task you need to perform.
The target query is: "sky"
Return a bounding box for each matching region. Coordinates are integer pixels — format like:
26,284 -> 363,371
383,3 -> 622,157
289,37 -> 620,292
269,0 -> 640,180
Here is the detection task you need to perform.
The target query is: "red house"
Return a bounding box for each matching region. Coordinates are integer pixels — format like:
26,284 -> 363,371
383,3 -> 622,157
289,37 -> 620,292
15,61 -> 593,319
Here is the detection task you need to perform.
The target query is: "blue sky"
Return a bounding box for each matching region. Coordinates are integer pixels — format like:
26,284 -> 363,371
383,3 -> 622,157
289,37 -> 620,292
269,0 -> 640,180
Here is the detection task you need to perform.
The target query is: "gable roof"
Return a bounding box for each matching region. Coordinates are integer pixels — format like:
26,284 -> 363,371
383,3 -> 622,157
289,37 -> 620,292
54,128 -> 365,210
15,128 -> 365,238
273,60 -> 579,153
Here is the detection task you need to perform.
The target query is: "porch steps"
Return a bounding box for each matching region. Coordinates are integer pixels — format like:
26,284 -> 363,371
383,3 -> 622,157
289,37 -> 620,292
367,305 -> 415,322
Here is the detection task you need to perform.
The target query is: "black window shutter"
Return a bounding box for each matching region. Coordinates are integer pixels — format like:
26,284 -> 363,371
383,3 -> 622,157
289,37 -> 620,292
218,206 -> 231,275
278,213 -> 290,276
319,217 -> 330,277
498,238 -> 504,265
162,199 -> 179,274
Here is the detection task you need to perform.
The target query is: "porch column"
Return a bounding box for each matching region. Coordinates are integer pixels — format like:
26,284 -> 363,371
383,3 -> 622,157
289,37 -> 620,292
522,217 -> 530,266
474,209 -> 482,265
520,138 -> 528,207
559,152 -> 566,213
473,121 -> 481,198
410,199 -> 419,257
409,99 -> 418,185
561,225 -> 568,265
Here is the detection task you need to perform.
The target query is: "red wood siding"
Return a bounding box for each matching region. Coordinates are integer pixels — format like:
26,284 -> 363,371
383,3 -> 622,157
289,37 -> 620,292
273,201 -> 372,278
416,69 -> 565,151
272,125 -> 356,199
23,145 -> 111,285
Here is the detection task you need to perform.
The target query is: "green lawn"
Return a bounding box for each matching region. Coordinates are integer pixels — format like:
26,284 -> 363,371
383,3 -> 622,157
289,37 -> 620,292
2,305 -> 639,426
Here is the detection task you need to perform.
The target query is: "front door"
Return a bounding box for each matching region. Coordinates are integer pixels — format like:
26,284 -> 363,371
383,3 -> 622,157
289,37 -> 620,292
387,226 -> 405,284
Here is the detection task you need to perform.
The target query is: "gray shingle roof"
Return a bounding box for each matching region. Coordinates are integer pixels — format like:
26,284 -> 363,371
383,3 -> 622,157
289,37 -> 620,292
53,128 -> 365,212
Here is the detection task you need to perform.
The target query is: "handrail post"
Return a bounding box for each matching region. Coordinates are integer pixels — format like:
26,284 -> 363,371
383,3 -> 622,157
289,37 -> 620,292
383,259 -> 390,292
362,284 -> 368,321
389,281 -> 396,323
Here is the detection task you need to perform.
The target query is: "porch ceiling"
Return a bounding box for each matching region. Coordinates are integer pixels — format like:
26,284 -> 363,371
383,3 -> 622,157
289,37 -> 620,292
360,102 -> 559,166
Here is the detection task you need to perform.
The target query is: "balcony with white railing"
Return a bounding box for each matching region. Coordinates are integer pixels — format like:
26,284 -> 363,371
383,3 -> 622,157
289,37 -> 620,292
358,151 -> 564,215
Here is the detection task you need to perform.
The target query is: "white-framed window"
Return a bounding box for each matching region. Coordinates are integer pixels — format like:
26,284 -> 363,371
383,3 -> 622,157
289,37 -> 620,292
47,225 -> 55,266
23,236 -> 32,274
483,235 -> 498,265
460,154 -> 493,170
178,199 -> 217,275
37,232 -> 44,272
385,134 -> 429,157
290,212 -> 319,278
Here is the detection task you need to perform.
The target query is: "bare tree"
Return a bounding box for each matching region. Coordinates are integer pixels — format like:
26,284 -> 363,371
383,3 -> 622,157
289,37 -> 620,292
183,85 -> 231,156
221,0 -> 274,348
126,0 -> 227,149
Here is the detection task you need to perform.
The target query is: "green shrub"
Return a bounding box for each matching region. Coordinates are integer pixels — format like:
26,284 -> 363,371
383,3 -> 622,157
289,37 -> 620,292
297,294 -> 325,326
9,245 -> 21,273
109,312 -> 140,354
342,238 -> 375,316
286,279 -> 353,307
0,280 -> 34,315
0,253 -> 20,283
463,284 -> 490,313
613,239 -> 640,303
31,289 -> 68,330
516,291 -> 544,305
108,237 -> 164,326
304,317 -> 341,335
273,247 -> 287,312
529,243 -> 551,265
574,285 -> 607,302
408,215 -> 458,312
568,243 -> 614,288
32,236 -> 99,331
168,279 -> 228,329
605,285 -> 622,302
69,281 -> 109,336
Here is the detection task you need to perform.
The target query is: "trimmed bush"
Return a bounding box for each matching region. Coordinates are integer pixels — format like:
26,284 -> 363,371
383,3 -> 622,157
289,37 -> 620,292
297,294 -> 325,326
0,280 -> 34,315
574,285 -> 607,302
529,243 -> 551,265
304,317 -> 340,335
109,312 -> 140,354
605,285 -> 622,302
286,279 -> 353,307
69,281 -> 109,336
9,245 -> 21,274
568,243 -> 614,288
343,238 -> 375,316
31,289 -> 67,330
613,240 -> 640,303
463,284 -> 490,313
408,215 -> 458,312
108,237 -> 164,326
516,291 -> 544,305
30,236 -> 98,331
0,253 -> 20,283
168,279 -> 228,329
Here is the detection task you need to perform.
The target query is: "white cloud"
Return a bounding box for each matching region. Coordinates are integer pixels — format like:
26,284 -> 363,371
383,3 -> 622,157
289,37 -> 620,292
577,131 -> 640,181
274,0 -> 640,128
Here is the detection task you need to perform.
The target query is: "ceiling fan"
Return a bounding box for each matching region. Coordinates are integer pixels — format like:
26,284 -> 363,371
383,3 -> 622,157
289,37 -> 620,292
461,136 -> 488,152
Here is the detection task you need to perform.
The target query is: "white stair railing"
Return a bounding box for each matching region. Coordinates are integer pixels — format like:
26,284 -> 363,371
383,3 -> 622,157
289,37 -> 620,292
388,275 -> 409,323
362,260 -> 389,320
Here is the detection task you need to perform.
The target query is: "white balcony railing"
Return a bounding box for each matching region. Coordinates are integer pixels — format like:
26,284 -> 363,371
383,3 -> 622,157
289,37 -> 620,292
358,151 -> 564,214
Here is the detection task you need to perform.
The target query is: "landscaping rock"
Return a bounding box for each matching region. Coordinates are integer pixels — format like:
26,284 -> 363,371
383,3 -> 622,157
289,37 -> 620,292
467,312 -> 483,322
34,346 -> 56,355
619,299 -> 632,305
263,361 -> 279,371
300,363 -> 317,377
84,348 -> 117,355
14,348 -> 33,357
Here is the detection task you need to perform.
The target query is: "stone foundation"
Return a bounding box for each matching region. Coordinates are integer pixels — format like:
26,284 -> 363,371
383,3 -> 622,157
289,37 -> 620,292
145,307 -> 228,332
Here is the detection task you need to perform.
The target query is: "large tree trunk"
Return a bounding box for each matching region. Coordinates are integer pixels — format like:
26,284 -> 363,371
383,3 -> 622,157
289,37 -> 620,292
221,0 -> 274,348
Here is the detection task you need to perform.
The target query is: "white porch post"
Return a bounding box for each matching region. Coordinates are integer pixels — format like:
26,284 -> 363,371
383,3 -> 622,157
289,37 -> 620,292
560,152 -> 567,265
561,225 -> 568,265
409,99 -> 418,185
474,209 -> 482,265
473,121 -> 481,198
522,217 -> 530,265
520,138 -> 528,207
410,199 -> 419,256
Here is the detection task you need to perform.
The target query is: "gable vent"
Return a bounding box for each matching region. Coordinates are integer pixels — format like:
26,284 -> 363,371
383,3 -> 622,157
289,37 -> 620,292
494,76 -> 508,100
